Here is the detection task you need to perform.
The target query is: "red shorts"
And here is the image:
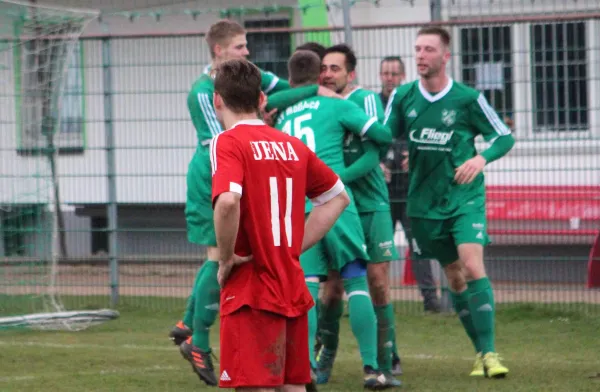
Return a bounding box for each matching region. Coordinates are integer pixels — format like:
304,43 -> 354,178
219,306 -> 310,388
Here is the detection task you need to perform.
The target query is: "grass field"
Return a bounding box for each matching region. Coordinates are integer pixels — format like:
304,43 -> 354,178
1,297 -> 600,391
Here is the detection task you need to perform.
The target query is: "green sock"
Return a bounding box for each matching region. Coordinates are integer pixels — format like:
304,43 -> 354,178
468,277 -> 496,355
375,304 -> 395,372
191,261 -> 220,351
182,267 -> 204,328
319,299 -> 344,352
306,281 -> 320,369
343,277 -> 378,370
451,289 -> 480,353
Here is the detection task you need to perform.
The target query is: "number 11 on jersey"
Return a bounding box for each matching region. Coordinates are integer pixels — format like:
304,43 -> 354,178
269,177 -> 292,247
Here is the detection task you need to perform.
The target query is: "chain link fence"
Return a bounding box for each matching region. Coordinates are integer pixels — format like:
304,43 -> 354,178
1,0 -> 599,316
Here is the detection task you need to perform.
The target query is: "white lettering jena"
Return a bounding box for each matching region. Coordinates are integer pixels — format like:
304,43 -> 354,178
250,141 -> 299,161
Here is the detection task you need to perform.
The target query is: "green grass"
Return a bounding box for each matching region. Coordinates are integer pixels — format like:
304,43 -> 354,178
1,298 -> 600,391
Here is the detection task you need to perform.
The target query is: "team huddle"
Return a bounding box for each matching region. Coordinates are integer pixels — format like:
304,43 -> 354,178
168,19 -> 515,392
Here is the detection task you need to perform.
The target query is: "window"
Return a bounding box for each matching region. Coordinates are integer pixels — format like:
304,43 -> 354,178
460,26 -> 513,120
0,206 -> 40,257
531,22 -> 588,133
17,40 -> 85,154
245,19 -> 291,80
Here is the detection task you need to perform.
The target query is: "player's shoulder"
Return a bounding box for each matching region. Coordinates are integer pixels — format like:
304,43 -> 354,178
332,96 -> 361,110
393,80 -> 418,100
449,80 -> 481,102
190,74 -> 214,93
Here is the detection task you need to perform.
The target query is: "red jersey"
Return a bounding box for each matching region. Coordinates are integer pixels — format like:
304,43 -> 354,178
210,119 -> 343,317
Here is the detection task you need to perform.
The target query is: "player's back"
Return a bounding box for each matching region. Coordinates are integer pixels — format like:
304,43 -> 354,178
275,96 -> 353,174
214,121 -> 316,318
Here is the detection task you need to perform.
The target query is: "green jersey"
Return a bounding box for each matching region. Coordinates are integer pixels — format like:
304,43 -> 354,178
188,68 -> 289,147
343,87 -> 390,212
384,79 -> 512,219
274,96 -> 392,213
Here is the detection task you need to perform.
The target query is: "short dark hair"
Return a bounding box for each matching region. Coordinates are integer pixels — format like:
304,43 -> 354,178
323,44 -> 357,72
206,19 -> 246,59
296,42 -> 326,60
288,50 -> 321,86
380,56 -> 405,73
417,26 -> 451,47
214,59 -> 261,114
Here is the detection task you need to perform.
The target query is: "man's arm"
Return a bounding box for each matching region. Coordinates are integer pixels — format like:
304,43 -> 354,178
339,100 -> 392,146
214,192 -> 241,263
209,134 -> 245,281
454,93 -> 515,184
337,141 -> 380,184
260,69 -> 290,95
266,85 -> 319,112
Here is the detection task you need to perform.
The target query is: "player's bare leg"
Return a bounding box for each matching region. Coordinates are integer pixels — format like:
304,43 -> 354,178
444,244 -> 508,378
367,263 -> 402,386
178,245 -> 220,386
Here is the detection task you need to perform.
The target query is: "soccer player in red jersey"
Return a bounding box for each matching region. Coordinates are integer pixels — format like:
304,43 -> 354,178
209,59 -> 351,392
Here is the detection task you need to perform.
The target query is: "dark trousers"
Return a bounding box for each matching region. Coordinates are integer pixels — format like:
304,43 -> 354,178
390,200 -> 439,303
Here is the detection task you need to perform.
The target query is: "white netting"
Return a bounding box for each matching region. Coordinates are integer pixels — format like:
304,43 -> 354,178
0,0 -> 118,331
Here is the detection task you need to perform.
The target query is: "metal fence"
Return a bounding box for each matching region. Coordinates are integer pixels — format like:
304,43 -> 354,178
1,3 -> 600,316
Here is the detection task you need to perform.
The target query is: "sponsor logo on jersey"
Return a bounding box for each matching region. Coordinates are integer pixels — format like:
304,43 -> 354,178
441,109 -> 457,126
285,100 -> 321,116
220,370 -> 231,381
378,240 -> 393,249
408,109 -> 418,118
472,223 -> 484,230
409,128 -> 454,145
250,141 -> 300,161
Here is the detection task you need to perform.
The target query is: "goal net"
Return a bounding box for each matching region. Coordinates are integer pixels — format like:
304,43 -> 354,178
0,0 -> 118,330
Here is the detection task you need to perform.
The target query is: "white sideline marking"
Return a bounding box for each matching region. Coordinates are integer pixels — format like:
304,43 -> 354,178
0,340 -> 174,352
0,365 -> 179,383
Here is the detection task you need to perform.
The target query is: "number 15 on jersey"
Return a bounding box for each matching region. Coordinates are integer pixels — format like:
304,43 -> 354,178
282,113 -> 316,152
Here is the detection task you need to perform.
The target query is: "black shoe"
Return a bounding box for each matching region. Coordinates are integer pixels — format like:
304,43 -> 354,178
424,298 -> 442,313
180,337 -> 218,386
306,367 -> 319,392
391,355 -> 403,376
169,321 -> 192,346
363,366 -> 389,390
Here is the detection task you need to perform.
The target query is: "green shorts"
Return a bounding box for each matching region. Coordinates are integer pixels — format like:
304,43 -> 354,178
360,211 -> 399,263
185,148 -> 216,247
300,210 -> 369,278
410,211 -> 491,266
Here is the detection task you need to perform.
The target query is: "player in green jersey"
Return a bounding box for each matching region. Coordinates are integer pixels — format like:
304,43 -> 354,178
384,26 -> 514,379
275,50 -> 395,390
169,19 -> 290,386
312,44 -> 402,386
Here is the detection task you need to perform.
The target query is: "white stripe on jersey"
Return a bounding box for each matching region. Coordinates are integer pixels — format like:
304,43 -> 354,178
198,93 -> 223,137
364,94 -> 377,118
383,89 -> 397,125
477,93 -> 511,136
209,133 -> 220,176
360,117 -> 377,137
263,72 -> 280,94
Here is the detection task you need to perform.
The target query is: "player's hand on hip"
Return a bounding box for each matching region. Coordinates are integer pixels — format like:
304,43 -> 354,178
217,255 -> 253,287
217,261 -> 234,287
454,155 -> 486,184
